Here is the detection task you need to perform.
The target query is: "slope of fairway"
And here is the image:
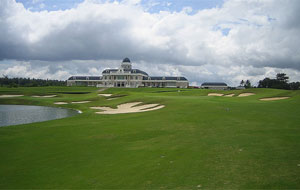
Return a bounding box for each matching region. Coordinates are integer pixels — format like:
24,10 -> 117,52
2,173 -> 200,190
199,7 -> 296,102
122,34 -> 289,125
0,87 -> 299,189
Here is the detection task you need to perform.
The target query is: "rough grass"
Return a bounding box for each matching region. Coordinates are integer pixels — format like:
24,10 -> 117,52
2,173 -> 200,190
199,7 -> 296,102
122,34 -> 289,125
0,87 -> 299,189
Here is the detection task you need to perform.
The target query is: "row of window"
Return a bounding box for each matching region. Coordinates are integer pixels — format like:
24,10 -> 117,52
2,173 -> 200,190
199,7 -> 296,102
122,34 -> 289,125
103,75 -> 140,80
103,82 -> 138,86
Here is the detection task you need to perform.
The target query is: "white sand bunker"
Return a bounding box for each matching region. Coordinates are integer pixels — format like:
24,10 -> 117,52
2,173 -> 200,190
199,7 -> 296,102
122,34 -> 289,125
98,94 -> 112,97
208,93 -> 224,96
0,95 -> 24,98
71,101 -> 91,104
238,93 -> 255,97
90,102 -> 165,114
224,94 -> 235,97
260,97 -> 290,101
32,95 -> 57,98
107,97 -> 119,101
54,102 -> 68,105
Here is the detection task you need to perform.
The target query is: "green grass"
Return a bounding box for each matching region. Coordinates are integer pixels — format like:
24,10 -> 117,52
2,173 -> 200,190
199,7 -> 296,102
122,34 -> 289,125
0,87 -> 300,189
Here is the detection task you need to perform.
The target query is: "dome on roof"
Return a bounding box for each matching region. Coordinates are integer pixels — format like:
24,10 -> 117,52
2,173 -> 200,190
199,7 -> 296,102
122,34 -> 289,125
122,58 -> 131,63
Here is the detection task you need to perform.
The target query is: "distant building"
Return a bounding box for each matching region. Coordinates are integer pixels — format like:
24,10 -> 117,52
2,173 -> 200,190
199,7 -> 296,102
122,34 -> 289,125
201,82 -> 228,90
67,58 -> 189,88
236,86 -> 246,90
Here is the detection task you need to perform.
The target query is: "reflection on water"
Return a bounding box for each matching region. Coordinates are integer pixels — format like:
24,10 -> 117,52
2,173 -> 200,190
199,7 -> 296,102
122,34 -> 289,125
0,105 -> 79,127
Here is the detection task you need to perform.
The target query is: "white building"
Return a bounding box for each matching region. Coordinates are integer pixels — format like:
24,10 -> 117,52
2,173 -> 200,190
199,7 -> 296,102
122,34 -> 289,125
67,58 -> 189,88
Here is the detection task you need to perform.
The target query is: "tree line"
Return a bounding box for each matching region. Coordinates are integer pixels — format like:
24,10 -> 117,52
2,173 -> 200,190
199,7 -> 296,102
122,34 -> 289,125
240,73 -> 300,90
0,76 -> 66,87
258,73 -> 300,90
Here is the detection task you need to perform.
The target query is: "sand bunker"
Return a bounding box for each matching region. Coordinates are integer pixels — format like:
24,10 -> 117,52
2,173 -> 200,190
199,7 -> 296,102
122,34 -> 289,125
260,97 -> 290,101
238,93 -> 255,97
54,102 -> 68,105
107,97 -> 119,101
32,95 -> 57,98
0,95 -> 24,98
208,93 -> 224,96
71,101 -> 91,104
98,94 -> 112,97
90,102 -> 165,114
224,94 -> 235,97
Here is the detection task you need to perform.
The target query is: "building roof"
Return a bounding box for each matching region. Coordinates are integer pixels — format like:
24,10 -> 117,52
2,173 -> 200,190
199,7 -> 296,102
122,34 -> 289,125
201,82 -> 227,86
143,76 -> 188,81
130,69 -> 148,76
68,76 -> 102,80
102,69 -> 148,76
122,58 -> 131,63
102,69 -> 118,74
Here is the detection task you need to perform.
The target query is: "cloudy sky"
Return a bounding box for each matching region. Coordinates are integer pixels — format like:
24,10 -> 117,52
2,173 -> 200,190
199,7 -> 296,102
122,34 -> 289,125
1,0 -> 300,86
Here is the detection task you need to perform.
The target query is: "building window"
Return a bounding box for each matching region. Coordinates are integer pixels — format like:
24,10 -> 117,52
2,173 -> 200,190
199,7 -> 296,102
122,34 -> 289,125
117,76 -> 125,80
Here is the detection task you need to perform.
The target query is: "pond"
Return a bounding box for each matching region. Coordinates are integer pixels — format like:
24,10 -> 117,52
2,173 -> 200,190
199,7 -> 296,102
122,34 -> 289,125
0,105 -> 80,127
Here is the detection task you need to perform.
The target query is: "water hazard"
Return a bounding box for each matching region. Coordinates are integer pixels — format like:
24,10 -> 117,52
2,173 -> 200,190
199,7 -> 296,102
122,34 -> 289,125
0,105 -> 79,127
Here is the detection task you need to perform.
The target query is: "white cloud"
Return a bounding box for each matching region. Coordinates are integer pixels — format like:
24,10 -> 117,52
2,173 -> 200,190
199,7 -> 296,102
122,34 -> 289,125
1,61 -> 50,79
121,0 -> 141,5
39,3 -> 45,9
0,0 -> 300,85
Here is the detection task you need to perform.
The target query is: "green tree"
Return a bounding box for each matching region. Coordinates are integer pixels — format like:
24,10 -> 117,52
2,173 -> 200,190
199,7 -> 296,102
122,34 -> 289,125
258,73 -> 295,90
276,73 -> 289,83
0,76 -> 66,87
240,80 -> 245,86
245,80 -> 252,88
290,82 -> 300,90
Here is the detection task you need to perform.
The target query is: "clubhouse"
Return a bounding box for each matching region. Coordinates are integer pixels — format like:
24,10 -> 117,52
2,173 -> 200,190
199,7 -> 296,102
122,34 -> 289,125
67,58 -> 189,88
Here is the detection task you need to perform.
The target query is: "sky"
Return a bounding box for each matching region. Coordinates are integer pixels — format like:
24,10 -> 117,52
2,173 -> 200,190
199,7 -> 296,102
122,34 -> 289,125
1,0 -> 300,86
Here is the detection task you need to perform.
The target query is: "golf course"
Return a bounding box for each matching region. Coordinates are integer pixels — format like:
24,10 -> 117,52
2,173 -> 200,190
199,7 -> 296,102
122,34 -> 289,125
0,86 -> 299,189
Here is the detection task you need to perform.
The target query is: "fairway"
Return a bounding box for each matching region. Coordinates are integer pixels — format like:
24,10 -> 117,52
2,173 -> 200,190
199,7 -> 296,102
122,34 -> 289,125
0,87 -> 300,189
